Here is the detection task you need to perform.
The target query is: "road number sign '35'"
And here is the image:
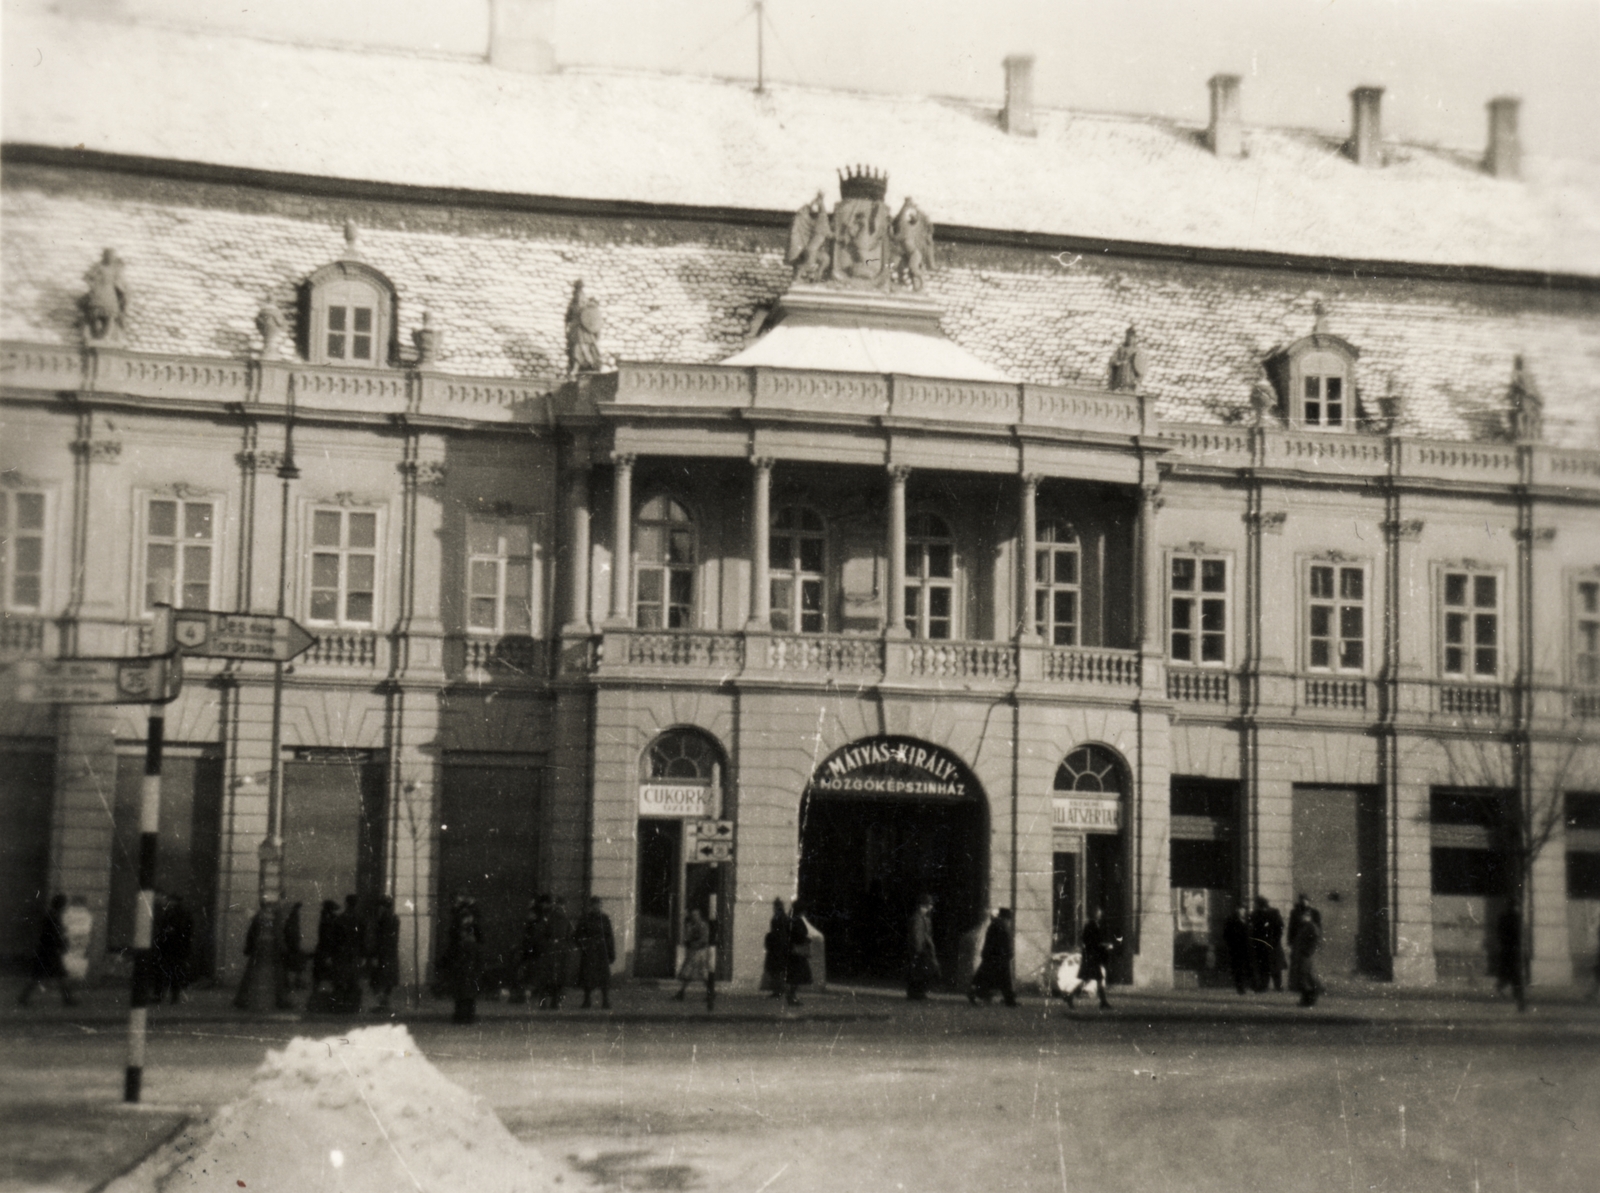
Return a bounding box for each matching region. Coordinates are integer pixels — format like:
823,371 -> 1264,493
171,610 -> 317,662
7,655 -> 183,705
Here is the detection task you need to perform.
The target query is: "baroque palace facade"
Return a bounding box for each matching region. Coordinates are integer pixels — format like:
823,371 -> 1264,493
3,7 -> 1599,993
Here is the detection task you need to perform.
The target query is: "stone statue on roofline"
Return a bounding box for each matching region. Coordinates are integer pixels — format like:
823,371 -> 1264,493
785,191 -> 832,283
80,248 -> 129,343
1107,325 -> 1145,392
413,311 -> 444,369
1507,354 -> 1543,442
1248,362 -> 1279,425
891,198 -> 936,291
255,303 -> 286,358
566,280 -> 603,374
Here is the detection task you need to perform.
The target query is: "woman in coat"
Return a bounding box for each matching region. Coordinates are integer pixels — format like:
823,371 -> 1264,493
673,908 -> 715,1009
763,898 -> 790,998
785,900 -> 812,1007
574,896 -> 616,1010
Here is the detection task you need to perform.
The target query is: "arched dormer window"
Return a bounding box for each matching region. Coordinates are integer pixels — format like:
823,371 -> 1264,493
299,260 -> 397,367
1264,333 -> 1360,431
635,494 -> 696,629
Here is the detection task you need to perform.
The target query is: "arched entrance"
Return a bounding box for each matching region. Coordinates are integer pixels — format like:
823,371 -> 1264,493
798,736 -> 987,983
1051,744 -> 1131,980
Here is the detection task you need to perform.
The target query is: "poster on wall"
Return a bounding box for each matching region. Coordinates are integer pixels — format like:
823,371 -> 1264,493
1177,887 -> 1210,933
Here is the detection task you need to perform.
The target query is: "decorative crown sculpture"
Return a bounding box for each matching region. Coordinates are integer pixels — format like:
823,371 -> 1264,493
838,165 -> 888,203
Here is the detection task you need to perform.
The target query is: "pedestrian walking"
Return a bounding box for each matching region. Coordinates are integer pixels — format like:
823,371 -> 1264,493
233,902 -> 291,1010
906,893 -> 940,1000
16,894 -> 73,1007
785,900 -> 812,1007
1064,906 -> 1115,1009
445,895 -> 483,1025
329,894 -> 364,1014
310,899 -> 339,996
515,894 -> 549,1004
574,896 -> 616,1009
968,908 -> 1017,1007
540,896 -> 577,1009
1223,904 -> 1252,995
673,907 -> 715,1010
763,898 -> 790,998
1287,893 -> 1325,1007
1248,895 -> 1285,992
368,894 -> 401,1010
281,902 -> 305,992
153,892 -> 195,1004
1495,900 -> 1527,1012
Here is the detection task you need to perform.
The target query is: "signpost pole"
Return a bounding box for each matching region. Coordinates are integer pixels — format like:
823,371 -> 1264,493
125,606 -> 171,1104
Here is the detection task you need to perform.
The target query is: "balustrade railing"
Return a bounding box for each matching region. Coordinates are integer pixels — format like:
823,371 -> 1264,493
1574,690 -> 1600,720
1043,646 -> 1141,686
618,631 -> 744,669
907,641 -> 1016,681
1167,669 -> 1230,703
0,616 -> 47,656
1303,677 -> 1368,710
460,635 -> 546,678
1438,684 -> 1502,717
301,630 -> 379,669
767,634 -> 883,674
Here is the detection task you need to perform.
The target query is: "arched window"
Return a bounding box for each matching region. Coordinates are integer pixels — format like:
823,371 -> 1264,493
1034,517 -> 1080,646
770,506 -> 826,633
643,728 -> 721,782
904,511 -> 955,640
635,495 -> 695,629
1053,744 -> 1128,796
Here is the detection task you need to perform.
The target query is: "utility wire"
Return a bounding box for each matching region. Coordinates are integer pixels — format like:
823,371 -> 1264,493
671,3 -> 756,75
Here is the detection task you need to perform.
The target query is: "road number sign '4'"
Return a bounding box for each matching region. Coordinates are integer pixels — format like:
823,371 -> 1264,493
7,655 -> 183,705
170,610 -> 317,662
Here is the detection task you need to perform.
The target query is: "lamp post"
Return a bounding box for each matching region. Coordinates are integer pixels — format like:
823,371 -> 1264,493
247,408 -> 298,1012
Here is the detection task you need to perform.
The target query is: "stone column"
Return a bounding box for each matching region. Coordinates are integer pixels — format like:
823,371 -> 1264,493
607,453 -> 635,626
563,462 -> 592,632
886,465 -> 911,638
1136,483 -> 1165,691
747,457 -> 774,631
1019,474 -> 1041,642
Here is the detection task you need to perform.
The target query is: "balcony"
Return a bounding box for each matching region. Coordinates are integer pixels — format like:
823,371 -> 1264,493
1302,676 -> 1370,712
449,635 -> 548,683
1438,684 -> 1503,718
0,616 -> 49,658
299,630 -> 382,671
1167,669 -> 1230,704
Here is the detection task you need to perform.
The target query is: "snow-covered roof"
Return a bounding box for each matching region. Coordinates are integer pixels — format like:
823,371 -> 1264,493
6,9 -> 1599,278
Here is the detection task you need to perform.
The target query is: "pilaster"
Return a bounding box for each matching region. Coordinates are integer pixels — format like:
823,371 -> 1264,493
50,705 -> 118,973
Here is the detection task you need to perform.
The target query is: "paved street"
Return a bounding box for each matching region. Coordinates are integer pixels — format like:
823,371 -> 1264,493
3,980 -> 1598,1193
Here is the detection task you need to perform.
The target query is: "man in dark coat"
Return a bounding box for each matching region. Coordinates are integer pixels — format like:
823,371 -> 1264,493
539,896 -> 576,1009
516,895 -> 549,1004
763,898 -> 790,998
1065,906 -> 1115,1009
281,902 -> 305,991
153,892 -> 196,1004
968,908 -> 1017,1007
574,896 -> 616,1009
329,894 -> 364,1014
368,895 -> 401,1010
785,900 -> 812,1007
311,899 -> 340,995
446,895 -> 483,1024
16,894 -> 72,1007
1222,904 -> 1252,995
1495,900 -> 1527,1012
906,894 -> 939,1001
1287,893 -> 1325,1007
1248,895 -> 1286,992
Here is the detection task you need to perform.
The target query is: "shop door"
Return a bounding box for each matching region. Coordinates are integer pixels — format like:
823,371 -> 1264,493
436,762 -> 542,988
282,753 -> 387,939
1085,832 -> 1129,979
1292,786 -> 1387,979
635,820 -> 681,978
0,748 -> 54,964
108,753 -> 224,976
1051,850 -> 1078,951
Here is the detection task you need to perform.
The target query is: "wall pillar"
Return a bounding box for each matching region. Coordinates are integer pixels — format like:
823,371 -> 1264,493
1018,474 -> 1041,642
563,460 -> 592,633
606,453 -> 634,626
746,457 -> 773,631
886,464 -> 910,639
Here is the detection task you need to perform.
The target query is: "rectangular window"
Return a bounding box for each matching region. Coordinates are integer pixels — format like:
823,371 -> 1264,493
1308,564 -> 1365,671
326,304 -> 374,362
1034,543 -> 1080,646
1301,374 -> 1344,428
308,508 -> 378,626
145,497 -> 214,611
0,490 -> 46,611
1170,554 -> 1227,665
465,516 -> 533,636
1577,580 -> 1600,687
1442,570 -> 1498,678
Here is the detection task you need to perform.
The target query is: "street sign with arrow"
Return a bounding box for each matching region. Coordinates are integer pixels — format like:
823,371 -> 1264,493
170,610 -> 317,662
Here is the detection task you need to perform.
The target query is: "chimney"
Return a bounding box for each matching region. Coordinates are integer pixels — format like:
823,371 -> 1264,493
489,0 -> 556,75
1207,74 -> 1243,158
1485,96 -> 1521,179
1348,86 -> 1384,167
1002,55 -> 1037,137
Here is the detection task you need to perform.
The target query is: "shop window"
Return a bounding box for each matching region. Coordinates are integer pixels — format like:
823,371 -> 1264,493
0,489 -> 46,611
635,495 -> 695,629
1170,553 -> 1228,665
770,506 -> 826,633
308,508 -> 379,627
1568,792 -> 1600,900
1442,570 -> 1499,679
465,515 -> 533,636
904,511 -> 955,640
1034,518 -> 1080,646
1308,563 -> 1366,671
1429,788 -> 1513,896
145,496 -> 214,612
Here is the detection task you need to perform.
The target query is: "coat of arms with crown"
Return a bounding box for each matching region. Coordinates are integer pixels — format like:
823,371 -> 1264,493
785,167 -> 936,292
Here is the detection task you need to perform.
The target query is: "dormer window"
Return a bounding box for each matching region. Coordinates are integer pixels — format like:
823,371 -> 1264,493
300,261 -> 397,366
1264,335 -> 1360,432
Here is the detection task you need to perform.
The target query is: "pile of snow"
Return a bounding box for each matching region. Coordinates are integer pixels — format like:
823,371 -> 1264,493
106,1025 -> 565,1193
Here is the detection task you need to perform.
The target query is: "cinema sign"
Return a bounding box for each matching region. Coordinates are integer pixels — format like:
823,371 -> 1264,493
806,736 -> 977,801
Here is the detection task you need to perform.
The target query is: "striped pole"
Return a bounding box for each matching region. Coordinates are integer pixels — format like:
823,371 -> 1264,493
125,710 -> 163,1103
